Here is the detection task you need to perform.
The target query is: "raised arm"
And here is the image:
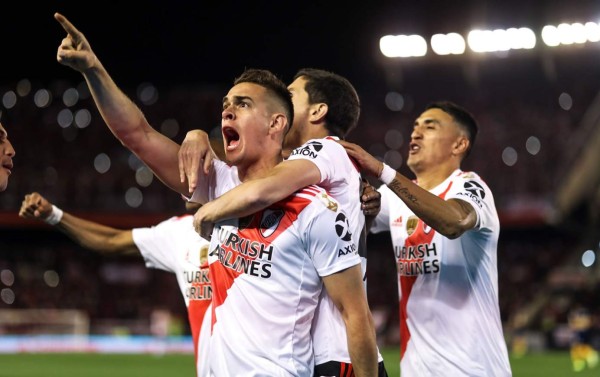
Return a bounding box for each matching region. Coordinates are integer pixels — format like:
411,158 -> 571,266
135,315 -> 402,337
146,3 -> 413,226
19,192 -> 139,255
322,264 -> 378,377
339,140 -> 476,239
54,12 -> 189,196
193,158 -> 320,232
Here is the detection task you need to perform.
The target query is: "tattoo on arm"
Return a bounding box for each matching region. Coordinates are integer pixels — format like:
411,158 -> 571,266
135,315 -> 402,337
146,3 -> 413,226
389,180 -> 419,204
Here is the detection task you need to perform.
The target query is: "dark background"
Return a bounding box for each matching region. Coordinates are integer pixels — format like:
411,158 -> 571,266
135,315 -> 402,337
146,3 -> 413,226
2,0 -> 598,89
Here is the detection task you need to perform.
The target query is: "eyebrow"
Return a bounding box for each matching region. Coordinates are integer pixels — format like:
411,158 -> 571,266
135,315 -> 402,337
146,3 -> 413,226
222,95 -> 253,106
414,117 -> 440,126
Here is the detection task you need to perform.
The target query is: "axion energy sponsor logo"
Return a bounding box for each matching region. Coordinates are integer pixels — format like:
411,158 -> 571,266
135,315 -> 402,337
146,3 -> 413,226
290,141 -> 323,159
456,180 -> 485,208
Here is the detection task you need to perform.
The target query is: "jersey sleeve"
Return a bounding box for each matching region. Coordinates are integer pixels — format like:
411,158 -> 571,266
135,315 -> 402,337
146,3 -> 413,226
132,216 -> 193,273
303,203 -> 361,277
287,138 -> 349,187
445,173 -> 497,231
370,184 -> 392,234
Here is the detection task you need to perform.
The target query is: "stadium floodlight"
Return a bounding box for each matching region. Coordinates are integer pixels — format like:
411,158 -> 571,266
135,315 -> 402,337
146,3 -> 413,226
585,22 -> 600,42
468,27 -> 537,53
381,21 -> 598,58
467,29 -> 489,53
543,21 -> 600,46
542,25 -> 560,46
430,33 -> 466,55
380,34 -> 427,57
507,28 -> 536,49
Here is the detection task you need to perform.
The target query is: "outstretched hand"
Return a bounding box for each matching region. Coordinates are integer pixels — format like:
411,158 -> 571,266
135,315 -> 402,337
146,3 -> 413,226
19,192 -> 53,220
54,12 -> 97,72
178,130 -> 216,194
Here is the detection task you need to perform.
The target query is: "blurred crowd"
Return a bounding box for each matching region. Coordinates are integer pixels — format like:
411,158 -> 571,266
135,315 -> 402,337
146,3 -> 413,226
0,52 -> 597,216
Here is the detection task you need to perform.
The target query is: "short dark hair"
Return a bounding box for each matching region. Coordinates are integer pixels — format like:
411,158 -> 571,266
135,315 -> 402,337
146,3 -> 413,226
293,68 -> 360,138
425,101 -> 478,158
234,69 -> 294,130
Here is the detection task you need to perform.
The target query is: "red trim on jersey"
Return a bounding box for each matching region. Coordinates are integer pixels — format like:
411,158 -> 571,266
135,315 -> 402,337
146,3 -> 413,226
399,180 -> 453,360
209,189 -> 315,330
188,298 -> 211,363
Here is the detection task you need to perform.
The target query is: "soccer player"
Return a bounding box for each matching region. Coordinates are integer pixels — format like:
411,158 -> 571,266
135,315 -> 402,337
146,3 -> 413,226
180,68 -> 388,376
568,306 -> 599,372
340,101 -> 513,376
54,13 -> 378,376
0,122 -> 16,192
19,192 -> 212,376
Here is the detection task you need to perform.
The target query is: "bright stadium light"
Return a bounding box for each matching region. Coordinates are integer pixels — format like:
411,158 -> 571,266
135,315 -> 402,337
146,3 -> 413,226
431,33 -> 466,55
468,27 -> 537,52
467,29 -> 489,52
381,20 -> 599,58
543,21 -> 600,46
380,34 -> 427,57
585,22 -> 600,42
542,25 -> 560,46
558,23 -> 576,44
508,28 -> 536,49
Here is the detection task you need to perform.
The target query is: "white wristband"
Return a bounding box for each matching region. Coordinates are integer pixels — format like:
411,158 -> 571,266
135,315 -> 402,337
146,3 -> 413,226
44,205 -> 64,226
379,163 -> 396,185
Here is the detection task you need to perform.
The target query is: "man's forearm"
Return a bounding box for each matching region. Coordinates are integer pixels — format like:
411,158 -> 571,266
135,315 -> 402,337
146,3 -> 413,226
386,173 -> 475,238
346,314 -> 378,377
55,212 -> 137,255
200,180 -> 273,223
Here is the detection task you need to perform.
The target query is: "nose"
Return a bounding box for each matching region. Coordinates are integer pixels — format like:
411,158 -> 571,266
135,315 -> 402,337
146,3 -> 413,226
4,138 -> 15,157
410,126 -> 422,141
222,106 -> 235,121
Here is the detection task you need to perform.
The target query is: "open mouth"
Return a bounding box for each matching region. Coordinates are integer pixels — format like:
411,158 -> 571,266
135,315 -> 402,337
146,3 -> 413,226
1,160 -> 12,173
409,143 -> 420,153
222,126 -> 240,150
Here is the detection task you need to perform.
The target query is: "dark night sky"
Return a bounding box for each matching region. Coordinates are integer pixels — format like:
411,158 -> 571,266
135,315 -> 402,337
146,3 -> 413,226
2,0 -> 599,91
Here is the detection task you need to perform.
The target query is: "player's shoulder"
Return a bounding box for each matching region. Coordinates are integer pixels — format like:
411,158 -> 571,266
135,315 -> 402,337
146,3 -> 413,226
453,170 -> 492,191
290,137 -> 344,158
449,170 -> 497,209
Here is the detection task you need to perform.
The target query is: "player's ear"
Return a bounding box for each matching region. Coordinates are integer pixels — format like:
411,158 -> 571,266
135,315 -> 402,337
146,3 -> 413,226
269,113 -> 288,134
309,103 -> 328,123
452,136 -> 469,157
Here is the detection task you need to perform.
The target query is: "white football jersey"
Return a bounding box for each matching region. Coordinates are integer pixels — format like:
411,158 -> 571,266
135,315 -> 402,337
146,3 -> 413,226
371,169 -> 512,376
207,185 -> 360,376
132,215 -> 212,377
288,137 -> 383,365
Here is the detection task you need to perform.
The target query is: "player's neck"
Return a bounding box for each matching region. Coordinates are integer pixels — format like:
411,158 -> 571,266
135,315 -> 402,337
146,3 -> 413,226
238,155 -> 284,182
302,124 -> 330,142
414,164 -> 460,190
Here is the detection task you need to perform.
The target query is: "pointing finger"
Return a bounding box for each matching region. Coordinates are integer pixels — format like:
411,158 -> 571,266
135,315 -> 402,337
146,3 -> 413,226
54,12 -> 83,42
